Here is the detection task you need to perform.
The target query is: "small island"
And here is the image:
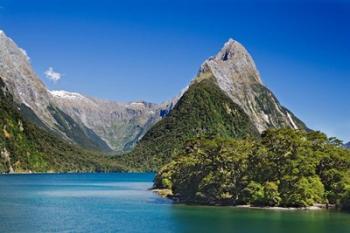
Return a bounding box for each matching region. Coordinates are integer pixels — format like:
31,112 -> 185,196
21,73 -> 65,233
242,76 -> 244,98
154,128 -> 350,212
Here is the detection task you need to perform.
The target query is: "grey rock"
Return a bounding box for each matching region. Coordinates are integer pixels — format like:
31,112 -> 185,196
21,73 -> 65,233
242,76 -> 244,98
0,30 -> 55,128
195,38 -> 306,132
50,90 -> 174,152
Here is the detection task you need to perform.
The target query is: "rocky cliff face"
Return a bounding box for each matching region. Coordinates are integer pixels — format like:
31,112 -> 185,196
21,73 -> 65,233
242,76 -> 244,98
196,39 -> 306,132
0,30 -> 54,128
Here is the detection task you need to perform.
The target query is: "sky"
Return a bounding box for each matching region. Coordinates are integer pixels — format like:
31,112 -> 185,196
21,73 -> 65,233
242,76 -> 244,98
0,0 -> 349,141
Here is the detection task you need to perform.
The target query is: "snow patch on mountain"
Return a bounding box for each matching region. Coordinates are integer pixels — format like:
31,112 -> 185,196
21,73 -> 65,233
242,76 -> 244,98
287,112 -> 298,129
50,90 -> 86,100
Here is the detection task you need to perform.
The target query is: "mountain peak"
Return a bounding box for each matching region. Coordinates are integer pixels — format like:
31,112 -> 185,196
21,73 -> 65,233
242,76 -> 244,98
199,38 -> 262,86
195,38 -> 304,133
214,38 -> 246,61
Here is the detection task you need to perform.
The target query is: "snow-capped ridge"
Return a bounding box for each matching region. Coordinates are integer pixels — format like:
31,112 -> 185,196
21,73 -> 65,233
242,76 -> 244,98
50,90 -> 86,100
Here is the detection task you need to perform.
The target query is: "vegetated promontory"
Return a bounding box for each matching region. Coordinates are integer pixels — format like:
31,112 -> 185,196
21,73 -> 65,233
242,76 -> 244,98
154,128 -> 350,211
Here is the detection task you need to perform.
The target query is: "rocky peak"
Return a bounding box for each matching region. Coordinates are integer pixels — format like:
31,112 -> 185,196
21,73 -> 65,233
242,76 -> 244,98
196,38 -> 305,132
201,38 -> 262,84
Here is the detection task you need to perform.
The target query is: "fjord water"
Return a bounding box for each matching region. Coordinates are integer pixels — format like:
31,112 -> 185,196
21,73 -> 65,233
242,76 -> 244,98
0,173 -> 349,233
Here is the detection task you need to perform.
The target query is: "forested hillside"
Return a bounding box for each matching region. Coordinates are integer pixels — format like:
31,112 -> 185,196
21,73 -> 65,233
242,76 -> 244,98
122,78 -> 260,171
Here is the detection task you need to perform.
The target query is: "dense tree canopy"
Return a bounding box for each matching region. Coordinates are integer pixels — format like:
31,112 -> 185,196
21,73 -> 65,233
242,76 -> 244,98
154,129 -> 350,210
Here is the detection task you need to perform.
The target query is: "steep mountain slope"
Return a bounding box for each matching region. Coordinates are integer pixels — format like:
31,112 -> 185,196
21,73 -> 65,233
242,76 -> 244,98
0,77 -> 126,173
0,30 -> 112,152
124,77 -> 260,170
0,31 -> 52,127
199,39 -> 306,132
126,39 -> 307,171
50,90 -> 173,152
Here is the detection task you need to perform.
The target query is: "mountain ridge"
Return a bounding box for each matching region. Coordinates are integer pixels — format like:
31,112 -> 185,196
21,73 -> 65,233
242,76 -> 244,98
0,30 -> 307,161
125,38 -> 307,170
50,89 -> 175,152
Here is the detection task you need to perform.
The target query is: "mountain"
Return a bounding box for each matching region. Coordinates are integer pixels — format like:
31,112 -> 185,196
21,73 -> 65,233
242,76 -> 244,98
0,30 -> 173,153
0,77 -> 126,173
199,39 -> 306,132
125,39 -> 307,171
50,90 -> 173,152
0,30 -> 113,152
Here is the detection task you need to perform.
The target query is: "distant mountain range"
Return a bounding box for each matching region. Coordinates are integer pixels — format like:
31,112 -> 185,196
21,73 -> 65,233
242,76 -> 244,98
0,30 -> 307,172
50,90 -> 175,152
125,39 -> 307,170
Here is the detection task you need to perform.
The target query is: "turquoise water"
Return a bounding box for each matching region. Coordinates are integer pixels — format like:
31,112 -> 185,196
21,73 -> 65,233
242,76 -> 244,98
0,173 -> 349,233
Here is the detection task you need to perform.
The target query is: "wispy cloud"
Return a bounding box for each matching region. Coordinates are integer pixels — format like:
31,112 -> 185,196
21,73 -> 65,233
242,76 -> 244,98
45,67 -> 62,83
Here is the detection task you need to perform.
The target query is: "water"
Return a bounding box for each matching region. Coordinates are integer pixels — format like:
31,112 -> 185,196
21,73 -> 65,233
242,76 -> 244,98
0,173 -> 349,233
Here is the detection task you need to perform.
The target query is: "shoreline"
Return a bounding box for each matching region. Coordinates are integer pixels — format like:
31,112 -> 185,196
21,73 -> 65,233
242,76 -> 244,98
0,171 -> 153,175
152,189 -> 335,211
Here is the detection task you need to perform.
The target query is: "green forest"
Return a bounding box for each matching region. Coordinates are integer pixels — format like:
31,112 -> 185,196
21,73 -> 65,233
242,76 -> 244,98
154,128 -> 350,211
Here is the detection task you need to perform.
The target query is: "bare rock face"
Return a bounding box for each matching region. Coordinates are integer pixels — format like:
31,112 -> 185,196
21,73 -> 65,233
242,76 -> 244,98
0,30 -> 55,128
196,38 -> 306,132
0,147 -> 14,173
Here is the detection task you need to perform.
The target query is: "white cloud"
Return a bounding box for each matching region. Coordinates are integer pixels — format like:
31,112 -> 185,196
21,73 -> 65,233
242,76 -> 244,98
45,67 -> 62,83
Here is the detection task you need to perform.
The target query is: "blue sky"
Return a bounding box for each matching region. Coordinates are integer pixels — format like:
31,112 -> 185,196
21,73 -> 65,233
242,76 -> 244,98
0,0 -> 349,141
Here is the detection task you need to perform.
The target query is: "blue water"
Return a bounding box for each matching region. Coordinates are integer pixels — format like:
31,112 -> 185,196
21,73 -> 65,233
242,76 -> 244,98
0,173 -> 349,233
